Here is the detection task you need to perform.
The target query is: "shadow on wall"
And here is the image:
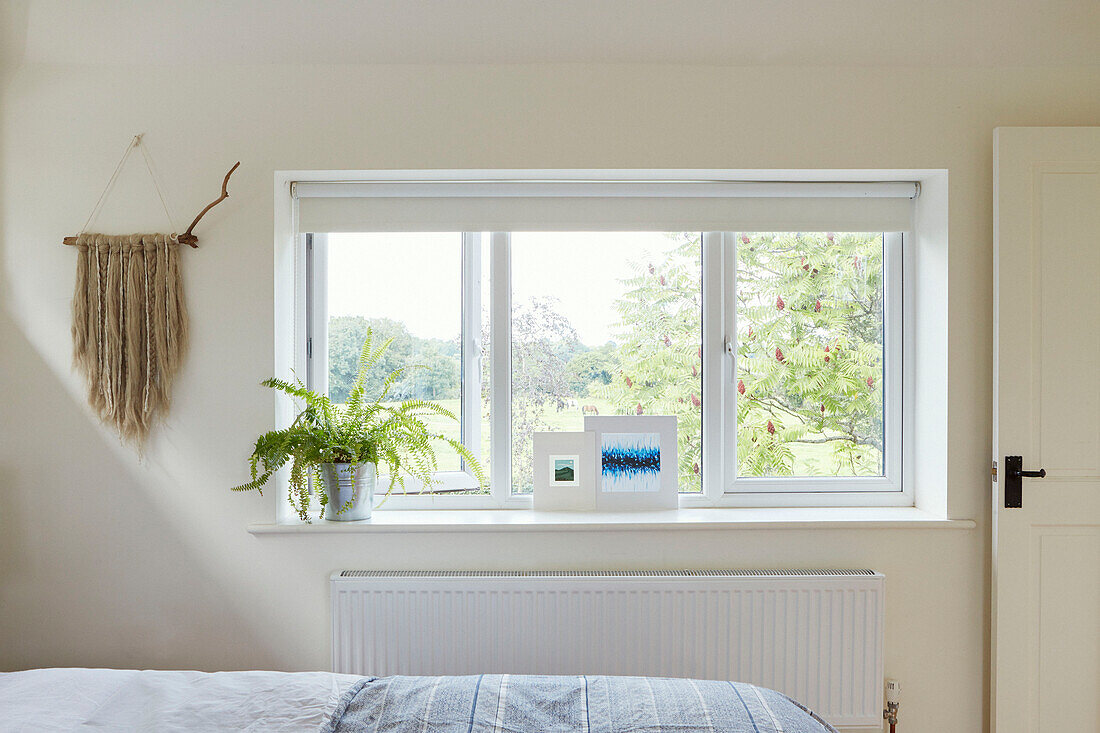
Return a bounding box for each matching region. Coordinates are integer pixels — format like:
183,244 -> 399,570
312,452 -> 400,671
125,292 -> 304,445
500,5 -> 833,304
0,308 -> 274,672
0,3 -> 17,309
0,58 -> 287,671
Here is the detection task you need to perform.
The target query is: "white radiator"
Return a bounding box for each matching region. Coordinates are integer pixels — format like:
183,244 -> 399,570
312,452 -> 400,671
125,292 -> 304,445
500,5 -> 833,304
331,569 -> 885,730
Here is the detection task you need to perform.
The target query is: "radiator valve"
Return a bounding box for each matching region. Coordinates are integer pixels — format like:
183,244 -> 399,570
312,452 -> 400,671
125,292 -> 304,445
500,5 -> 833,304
883,678 -> 900,728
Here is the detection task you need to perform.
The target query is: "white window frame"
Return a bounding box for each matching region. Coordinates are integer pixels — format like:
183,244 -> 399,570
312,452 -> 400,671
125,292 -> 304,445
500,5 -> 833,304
686,231 -> 911,509
306,231 -> 522,508
281,171 -> 920,512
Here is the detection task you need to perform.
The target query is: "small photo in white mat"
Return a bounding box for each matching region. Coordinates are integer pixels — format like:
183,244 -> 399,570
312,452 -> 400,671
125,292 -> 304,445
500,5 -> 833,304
532,432 -> 597,511
548,454 -> 580,486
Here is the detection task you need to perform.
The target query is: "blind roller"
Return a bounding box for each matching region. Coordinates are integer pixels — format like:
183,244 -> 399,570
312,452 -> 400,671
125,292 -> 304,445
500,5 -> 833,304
296,181 -> 917,233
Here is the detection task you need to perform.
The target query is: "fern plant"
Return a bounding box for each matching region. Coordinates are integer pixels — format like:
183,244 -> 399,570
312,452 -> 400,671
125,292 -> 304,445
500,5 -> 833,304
233,329 -> 486,522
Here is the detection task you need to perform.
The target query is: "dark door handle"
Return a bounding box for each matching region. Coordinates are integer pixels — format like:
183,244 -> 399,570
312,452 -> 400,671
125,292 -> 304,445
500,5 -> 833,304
1004,455 -> 1046,508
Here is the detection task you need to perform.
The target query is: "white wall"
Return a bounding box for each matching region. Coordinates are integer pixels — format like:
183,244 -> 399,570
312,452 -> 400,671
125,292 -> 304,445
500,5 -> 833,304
1,50 -> 1099,733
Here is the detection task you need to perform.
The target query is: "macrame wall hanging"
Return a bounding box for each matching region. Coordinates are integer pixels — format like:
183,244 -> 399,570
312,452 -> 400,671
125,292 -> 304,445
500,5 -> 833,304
64,134 -> 239,446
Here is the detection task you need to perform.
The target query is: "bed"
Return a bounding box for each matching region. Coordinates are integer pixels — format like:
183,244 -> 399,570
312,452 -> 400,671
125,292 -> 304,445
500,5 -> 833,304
0,668 -> 838,732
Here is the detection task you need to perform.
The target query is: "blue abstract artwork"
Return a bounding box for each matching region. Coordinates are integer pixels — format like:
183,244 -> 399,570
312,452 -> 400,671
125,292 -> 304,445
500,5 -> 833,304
601,432 -> 661,492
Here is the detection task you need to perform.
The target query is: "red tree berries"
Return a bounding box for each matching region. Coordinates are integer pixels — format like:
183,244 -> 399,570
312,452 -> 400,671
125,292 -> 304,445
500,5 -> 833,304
635,403 -> 644,415
693,462 -> 700,475
737,379 -> 746,395
766,420 -> 776,435
690,394 -> 701,407
814,299 -> 822,312
775,347 -> 785,363
821,404 -> 826,413
658,275 -> 667,286
826,232 -> 835,242
663,335 -> 672,347
624,376 -> 633,388
866,377 -> 875,388
741,234 -> 750,245
776,295 -> 785,311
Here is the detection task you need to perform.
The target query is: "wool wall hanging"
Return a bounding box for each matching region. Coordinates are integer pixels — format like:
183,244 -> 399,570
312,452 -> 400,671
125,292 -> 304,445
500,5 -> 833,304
64,134 -> 239,446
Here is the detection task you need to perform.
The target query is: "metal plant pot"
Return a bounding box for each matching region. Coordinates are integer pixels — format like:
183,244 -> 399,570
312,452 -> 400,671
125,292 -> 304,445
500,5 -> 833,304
320,462 -> 376,521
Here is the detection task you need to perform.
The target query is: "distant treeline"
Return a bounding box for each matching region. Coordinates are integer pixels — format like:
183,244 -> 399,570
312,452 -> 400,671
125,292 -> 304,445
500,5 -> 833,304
327,316 -> 460,403
328,313 -> 621,406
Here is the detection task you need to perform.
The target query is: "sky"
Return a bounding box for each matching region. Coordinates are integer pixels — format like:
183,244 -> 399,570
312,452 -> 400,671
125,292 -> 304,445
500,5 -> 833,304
326,231 -> 686,345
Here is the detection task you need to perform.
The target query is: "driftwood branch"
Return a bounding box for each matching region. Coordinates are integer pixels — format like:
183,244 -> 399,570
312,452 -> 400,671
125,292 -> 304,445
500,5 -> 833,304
64,161 -> 240,249
183,161 -> 240,239
64,233 -> 200,247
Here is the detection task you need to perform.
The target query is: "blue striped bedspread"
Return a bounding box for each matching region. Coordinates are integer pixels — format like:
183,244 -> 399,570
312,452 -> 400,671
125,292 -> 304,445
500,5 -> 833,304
324,674 -> 839,732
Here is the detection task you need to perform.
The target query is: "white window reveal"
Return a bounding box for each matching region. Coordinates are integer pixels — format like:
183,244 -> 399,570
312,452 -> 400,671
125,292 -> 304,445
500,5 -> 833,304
291,173 -> 917,510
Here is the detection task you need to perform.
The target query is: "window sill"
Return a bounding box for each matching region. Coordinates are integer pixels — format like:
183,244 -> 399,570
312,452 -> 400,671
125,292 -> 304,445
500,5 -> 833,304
248,506 -> 975,534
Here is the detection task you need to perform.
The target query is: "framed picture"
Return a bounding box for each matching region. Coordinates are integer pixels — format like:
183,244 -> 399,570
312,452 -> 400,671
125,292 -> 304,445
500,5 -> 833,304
532,431 -> 597,511
584,415 -> 678,511
548,454 -> 580,486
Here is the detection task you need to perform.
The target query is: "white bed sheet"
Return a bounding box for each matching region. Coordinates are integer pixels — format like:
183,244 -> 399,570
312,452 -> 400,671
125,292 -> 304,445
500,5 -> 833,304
0,667 -> 364,732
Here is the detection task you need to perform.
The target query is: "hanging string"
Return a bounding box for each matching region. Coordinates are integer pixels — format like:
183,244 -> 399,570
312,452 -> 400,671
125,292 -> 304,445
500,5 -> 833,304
138,138 -> 179,235
80,135 -> 139,235
79,133 -> 179,235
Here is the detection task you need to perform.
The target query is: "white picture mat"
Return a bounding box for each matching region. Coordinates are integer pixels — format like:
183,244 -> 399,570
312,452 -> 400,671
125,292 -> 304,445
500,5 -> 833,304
584,415 -> 678,511
532,432 -> 597,511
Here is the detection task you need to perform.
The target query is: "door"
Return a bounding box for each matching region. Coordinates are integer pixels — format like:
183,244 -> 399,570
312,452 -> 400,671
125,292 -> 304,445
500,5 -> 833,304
993,127 -> 1100,732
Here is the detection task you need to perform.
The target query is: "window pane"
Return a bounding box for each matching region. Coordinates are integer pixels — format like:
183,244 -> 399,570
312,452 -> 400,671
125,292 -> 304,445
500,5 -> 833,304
324,233 -> 467,479
510,232 -> 703,495
735,232 -> 885,477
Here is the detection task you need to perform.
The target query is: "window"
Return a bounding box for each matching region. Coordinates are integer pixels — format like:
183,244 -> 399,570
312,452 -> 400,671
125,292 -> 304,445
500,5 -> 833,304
728,231 -> 902,496
292,174 -> 915,509
308,232 -> 489,493
509,232 -> 702,495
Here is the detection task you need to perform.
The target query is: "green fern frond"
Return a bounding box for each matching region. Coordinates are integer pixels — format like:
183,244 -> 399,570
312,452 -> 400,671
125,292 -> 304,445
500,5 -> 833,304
260,376 -> 313,403
232,331 -> 485,522
395,399 -> 458,422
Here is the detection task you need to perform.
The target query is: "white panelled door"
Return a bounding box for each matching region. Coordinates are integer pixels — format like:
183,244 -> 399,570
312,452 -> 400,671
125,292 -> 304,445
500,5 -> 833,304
993,127 -> 1100,732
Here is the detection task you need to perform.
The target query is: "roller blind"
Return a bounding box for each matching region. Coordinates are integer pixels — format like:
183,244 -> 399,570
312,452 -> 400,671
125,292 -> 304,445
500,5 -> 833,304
295,180 -> 918,233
